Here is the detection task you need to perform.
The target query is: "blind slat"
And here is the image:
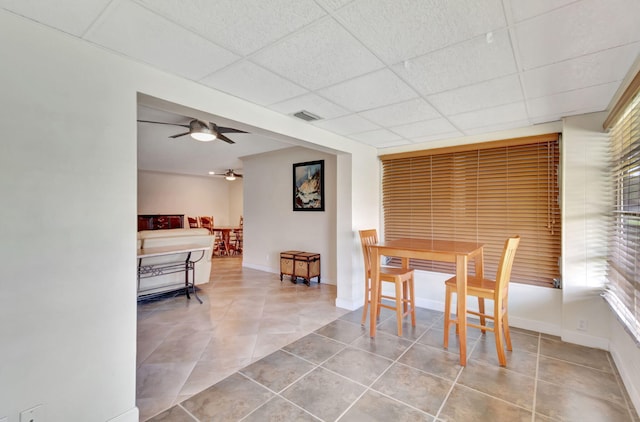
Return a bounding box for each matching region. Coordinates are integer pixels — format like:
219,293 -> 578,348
381,135 -> 560,287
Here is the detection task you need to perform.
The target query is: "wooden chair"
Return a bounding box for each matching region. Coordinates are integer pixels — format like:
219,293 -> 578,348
187,216 -> 199,228
199,216 -> 214,234
231,228 -> 243,255
359,229 -> 416,336
443,235 -> 521,366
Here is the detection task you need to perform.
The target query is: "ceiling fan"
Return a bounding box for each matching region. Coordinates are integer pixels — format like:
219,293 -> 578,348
211,169 -> 243,181
137,119 -> 247,144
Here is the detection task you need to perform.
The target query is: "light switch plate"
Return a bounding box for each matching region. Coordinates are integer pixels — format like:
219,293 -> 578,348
20,405 -> 43,422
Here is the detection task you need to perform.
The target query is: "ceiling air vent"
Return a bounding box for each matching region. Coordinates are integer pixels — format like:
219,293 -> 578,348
293,110 -> 322,122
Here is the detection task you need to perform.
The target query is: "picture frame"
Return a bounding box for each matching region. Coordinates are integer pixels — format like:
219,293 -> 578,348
293,160 -> 325,211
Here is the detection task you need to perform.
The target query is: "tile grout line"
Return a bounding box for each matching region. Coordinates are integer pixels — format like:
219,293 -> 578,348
176,403 -> 200,422
433,335 -> 478,420
531,332 -> 541,422
235,372 -> 323,422
333,315 -> 446,420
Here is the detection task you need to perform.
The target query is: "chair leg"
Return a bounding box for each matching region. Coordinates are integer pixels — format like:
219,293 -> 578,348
502,301 -> 512,351
402,281 -> 408,313
443,285 -> 452,349
409,277 -> 416,327
478,297 -> 486,334
361,279 -> 370,325
395,280 -> 403,337
494,300 -> 507,366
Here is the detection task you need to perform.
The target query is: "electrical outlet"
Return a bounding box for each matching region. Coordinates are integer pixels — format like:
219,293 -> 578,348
20,405 -> 43,422
577,319 -> 588,331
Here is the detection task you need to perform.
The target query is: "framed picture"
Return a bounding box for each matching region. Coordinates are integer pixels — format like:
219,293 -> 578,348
293,160 -> 325,211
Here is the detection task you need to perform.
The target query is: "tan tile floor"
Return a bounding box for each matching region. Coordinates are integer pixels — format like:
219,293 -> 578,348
138,257 -> 639,421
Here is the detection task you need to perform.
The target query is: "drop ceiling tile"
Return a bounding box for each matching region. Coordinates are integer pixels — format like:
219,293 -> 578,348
136,0 -> 326,55
526,82 -> 619,119
463,119 -> 532,136
514,0 -> 640,70
317,69 -> 418,112
449,102 -> 528,131
391,118 -> 457,139
411,130 -> 464,144
0,0 -> 111,36
313,114 -> 379,135
269,93 -> 348,120
252,17 -> 384,90
350,129 -> 402,144
85,1 -> 239,80
427,74 -> 523,115
508,0 -> 576,22
522,43 -> 640,98
201,61 -> 307,106
335,0 -> 506,64
353,137 -> 412,148
358,98 -> 441,128
314,0 -> 354,11
393,29 -> 517,95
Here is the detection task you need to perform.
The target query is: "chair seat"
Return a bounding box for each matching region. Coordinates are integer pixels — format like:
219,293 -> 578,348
379,267 -> 414,281
445,275 -> 497,298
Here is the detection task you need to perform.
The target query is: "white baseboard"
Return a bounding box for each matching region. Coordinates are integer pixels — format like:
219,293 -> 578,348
559,329 -> 610,350
610,346 -> 640,415
335,297 -> 359,310
242,262 -> 276,273
108,407 -> 139,422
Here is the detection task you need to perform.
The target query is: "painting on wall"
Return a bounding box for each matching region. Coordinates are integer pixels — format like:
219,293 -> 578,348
293,160 -> 324,211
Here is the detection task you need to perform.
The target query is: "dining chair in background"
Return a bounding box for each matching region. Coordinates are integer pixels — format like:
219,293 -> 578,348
199,216 -> 214,234
443,235 -> 521,366
359,229 -> 416,336
187,216 -> 199,228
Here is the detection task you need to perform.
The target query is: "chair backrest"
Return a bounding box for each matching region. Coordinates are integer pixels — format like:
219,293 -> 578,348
187,216 -> 199,228
495,235 -> 521,299
359,229 -> 379,277
199,216 -> 214,233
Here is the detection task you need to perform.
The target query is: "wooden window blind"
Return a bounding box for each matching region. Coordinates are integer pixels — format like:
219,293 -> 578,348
605,91 -> 640,342
381,134 -> 561,287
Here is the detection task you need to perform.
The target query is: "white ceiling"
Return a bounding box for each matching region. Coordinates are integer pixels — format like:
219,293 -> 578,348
4,0 -> 640,174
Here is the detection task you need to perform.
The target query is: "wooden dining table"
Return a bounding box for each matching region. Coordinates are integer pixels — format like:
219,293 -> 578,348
369,238 -> 484,366
212,226 -> 242,255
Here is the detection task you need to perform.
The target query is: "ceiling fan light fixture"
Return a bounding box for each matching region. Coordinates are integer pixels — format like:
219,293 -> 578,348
189,120 -> 217,142
225,175 -> 236,181
191,132 -> 216,141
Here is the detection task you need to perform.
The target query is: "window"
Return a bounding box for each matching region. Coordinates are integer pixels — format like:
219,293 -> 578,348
381,134 -> 561,287
605,91 -> 640,342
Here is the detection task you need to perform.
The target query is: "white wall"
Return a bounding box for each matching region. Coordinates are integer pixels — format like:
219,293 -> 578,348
242,147 -> 337,283
0,10 -> 378,422
0,13 -> 139,422
561,112 -> 612,348
137,170 -> 242,226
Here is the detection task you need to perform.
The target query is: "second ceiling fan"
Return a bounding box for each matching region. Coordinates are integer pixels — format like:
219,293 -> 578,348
211,169 -> 243,181
137,119 -> 247,144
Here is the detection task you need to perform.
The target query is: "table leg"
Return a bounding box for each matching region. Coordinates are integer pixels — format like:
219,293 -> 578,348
370,248 -> 380,337
456,255 -> 468,366
184,251 -> 192,300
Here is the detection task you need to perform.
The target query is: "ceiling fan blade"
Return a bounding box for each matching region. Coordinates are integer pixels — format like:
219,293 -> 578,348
137,120 -> 190,128
169,131 -> 190,138
216,133 -> 235,144
216,126 -> 247,134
